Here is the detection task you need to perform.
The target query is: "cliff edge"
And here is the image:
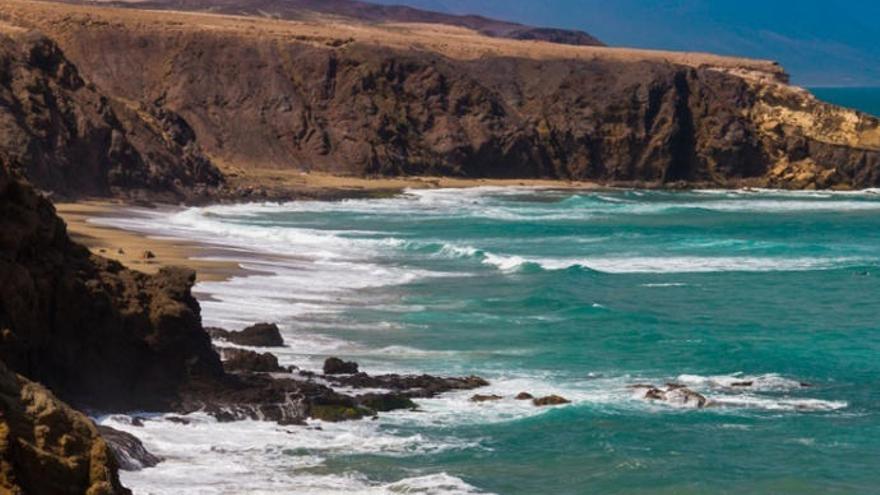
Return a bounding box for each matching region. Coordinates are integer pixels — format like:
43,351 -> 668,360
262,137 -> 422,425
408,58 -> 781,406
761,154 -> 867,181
1,0 -> 879,194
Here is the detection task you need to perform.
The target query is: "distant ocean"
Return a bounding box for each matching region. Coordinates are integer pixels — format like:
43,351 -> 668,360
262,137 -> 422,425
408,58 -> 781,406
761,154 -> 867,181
95,188 -> 880,494
810,87 -> 880,117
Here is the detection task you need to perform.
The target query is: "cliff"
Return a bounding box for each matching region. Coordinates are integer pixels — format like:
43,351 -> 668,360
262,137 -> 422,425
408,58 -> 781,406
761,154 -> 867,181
0,22 -> 222,200
0,360 -> 130,495
3,0 -> 874,190
0,158 -> 224,411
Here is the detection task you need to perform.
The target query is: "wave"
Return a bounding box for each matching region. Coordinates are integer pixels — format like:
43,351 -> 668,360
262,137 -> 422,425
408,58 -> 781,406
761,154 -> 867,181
676,372 -> 807,392
101,413 -> 485,495
450,249 -> 865,274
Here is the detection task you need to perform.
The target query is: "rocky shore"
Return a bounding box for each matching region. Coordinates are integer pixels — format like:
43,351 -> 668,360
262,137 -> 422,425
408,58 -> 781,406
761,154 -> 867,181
2,0 -> 880,491
0,160 -> 514,491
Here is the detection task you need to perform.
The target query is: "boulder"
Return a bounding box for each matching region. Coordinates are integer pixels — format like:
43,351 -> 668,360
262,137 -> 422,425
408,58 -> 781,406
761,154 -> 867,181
515,392 -> 534,400
533,395 -> 571,407
470,394 -> 503,402
325,373 -> 488,397
356,392 -> 417,412
96,425 -> 163,471
208,323 -> 284,347
221,348 -> 284,373
323,357 -> 359,375
0,360 -> 131,494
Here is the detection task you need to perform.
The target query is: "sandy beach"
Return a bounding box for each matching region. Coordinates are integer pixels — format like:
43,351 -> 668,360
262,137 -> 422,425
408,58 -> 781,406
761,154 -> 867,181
54,176 -> 601,282
55,201 -> 243,282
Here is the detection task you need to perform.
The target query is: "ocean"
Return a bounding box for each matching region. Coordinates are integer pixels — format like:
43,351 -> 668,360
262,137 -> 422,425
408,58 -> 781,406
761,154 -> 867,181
811,87 -> 880,117
95,188 -> 880,494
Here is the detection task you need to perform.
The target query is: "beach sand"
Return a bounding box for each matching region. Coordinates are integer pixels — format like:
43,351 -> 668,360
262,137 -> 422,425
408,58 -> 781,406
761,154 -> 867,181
55,201 -> 242,282
219,167 -> 603,195
53,176 -> 600,282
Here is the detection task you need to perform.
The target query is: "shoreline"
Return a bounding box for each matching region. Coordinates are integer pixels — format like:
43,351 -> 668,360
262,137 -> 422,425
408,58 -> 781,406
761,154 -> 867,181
53,176 -> 603,283
55,201 -> 244,282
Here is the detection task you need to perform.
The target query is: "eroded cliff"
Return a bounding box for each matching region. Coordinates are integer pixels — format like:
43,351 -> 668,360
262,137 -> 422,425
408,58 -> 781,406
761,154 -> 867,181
0,22 -> 222,200
0,360 -> 130,495
2,0 -> 879,191
0,159 -> 224,411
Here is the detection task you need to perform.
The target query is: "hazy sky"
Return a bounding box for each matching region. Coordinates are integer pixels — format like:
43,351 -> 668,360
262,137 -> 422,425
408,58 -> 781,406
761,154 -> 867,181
372,0 -> 880,86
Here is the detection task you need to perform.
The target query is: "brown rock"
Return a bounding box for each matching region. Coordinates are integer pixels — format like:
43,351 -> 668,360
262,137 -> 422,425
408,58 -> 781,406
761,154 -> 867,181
96,425 -> 163,471
141,249 -> 156,259
533,395 -> 571,407
221,348 -> 284,373
0,30 -> 222,201
470,394 -> 503,402
210,323 -> 284,347
323,357 -> 359,375
0,360 -> 131,494
0,159 -> 224,411
515,392 -> 534,400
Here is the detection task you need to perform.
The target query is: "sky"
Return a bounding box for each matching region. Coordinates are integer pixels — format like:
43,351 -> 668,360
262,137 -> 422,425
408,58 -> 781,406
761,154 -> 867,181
371,0 -> 880,87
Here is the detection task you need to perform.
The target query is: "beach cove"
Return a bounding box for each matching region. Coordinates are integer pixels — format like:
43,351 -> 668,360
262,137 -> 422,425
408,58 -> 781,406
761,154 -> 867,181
58,187 -> 880,494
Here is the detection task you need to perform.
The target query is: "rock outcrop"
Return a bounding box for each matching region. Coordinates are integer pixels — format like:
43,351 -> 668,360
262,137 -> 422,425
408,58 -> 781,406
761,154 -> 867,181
0,159 -> 224,411
0,25 -> 222,200
208,323 -> 284,347
220,348 -> 284,373
4,0 -> 878,190
0,360 -> 130,495
323,357 -> 359,375
96,425 -> 163,472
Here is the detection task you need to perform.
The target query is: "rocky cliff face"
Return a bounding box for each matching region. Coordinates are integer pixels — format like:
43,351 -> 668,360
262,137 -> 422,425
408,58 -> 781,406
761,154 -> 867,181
7,1 -> 874,190
0,26 -> 222,200
0,160 -> 224,411
0,360 -> 130,495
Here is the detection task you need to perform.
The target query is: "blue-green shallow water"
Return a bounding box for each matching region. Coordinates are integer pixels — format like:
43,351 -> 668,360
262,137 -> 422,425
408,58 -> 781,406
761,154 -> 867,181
104,188 -> 880,494
811,87 -> 880,117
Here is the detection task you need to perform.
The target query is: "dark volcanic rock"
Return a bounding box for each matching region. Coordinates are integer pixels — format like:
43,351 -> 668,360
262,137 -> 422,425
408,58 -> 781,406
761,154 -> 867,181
514,392 -> 534,400
180,373 -> 372,424
0,30 -> 222,200
533,395 -> 571,407
210,323 -> 284,347
470,394 -> 503,402
0,160 -> 224,411
7,4 -> 874,192
97,425 -> 163,471
356,392 -> 417,412
221,348 -> 284,373
0,360 -> 131,494
635,383 -> 712,409
323,357 -> 359,375
327,372 -> 488,398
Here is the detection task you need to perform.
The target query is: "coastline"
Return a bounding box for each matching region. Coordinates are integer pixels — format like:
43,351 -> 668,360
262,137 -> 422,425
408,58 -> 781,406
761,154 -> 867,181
54,176 -> 602,282
55,201 -> 243,282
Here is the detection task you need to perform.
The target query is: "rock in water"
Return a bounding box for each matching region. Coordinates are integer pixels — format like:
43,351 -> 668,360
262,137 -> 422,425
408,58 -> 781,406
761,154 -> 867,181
515,392 -> 534,400
533,395 -> 571,407
471,394 -> 504,402
356,393 -> 418,412
0,360 -> 131,494
323,357 -> 359,375
664,387 -> 710,408
96,425 -> 163,471
209,323 -> 284,347
221,348 -> 284,373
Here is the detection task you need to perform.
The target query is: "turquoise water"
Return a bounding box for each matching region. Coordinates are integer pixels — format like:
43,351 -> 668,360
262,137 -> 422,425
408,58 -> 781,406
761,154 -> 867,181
811,87 -> 880,117
104,188 -> 880,494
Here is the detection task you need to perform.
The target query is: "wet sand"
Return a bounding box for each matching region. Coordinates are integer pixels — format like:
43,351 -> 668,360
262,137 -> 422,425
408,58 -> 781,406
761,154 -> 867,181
55,201 -> 243,282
